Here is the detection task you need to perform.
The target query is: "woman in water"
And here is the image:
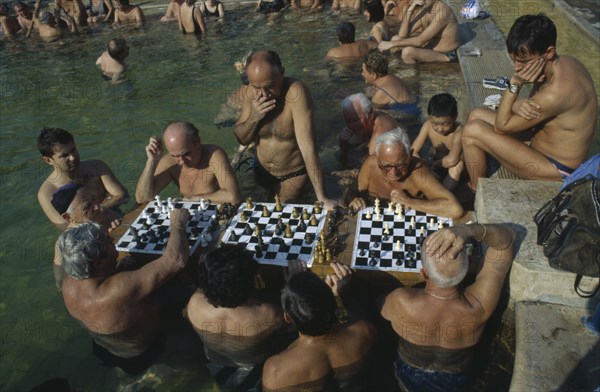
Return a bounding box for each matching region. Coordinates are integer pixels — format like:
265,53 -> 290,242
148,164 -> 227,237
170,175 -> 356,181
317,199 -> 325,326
364,0 -> 389,43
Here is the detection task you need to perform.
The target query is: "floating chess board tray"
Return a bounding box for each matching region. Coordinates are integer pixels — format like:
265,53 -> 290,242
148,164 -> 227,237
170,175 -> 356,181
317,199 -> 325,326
116,200 -> 219,255
351,204 -> 452,272
221,202 -> 327,267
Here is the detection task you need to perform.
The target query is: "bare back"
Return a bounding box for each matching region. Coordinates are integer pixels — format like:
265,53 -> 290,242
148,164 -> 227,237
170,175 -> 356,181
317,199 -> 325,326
528,56 -> 597,169
413,1 -> 459,51
326,40 -> 377,59
372,74 -> 412,106
179,2 -> 203,33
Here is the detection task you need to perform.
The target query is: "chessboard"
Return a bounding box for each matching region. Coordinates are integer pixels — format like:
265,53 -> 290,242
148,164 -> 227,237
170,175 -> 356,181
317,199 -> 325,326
221,200 -> 327,267
115,198 -> 220,255
351,201 -> 453,272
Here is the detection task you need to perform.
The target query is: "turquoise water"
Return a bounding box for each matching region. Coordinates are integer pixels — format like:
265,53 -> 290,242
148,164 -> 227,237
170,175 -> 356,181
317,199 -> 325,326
0,8 -> 466,390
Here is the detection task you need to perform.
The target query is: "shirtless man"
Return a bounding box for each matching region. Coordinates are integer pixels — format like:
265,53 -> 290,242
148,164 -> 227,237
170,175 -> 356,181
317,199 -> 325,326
0,4 -> 20,39
37,128 -> 129,230
136,121 -> 241,205
186,245 -> 289,389
362,52 -> 415,109
326,22 -> 377,60
262,262 -> 376,391
178,0 -> 206,34
59,209 -> 189,375
378,0 -> 460,64
55,0 -> 88,26
96,38 -> 129,82
51,184 -> 121,289
33,8 -> 76,41
332,0 -> 360,13
160,0 -> 184,22
382,223 -> 515,391
113,0 -> 144,26
462,14 -> 597,188
234,50 -> 337,209
14,2 -> 33,32
340,93 -> 400,156
349,128 -> 463,218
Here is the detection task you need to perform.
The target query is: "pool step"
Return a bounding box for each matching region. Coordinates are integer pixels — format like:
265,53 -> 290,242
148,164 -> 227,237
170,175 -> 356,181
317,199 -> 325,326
512,301 -> 599,391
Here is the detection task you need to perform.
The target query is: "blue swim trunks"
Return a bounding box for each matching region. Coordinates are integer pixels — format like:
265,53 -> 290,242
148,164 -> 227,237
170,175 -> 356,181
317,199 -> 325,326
394,355 -> 471,392
383,102 -> 422,118
544,154 -> 576,180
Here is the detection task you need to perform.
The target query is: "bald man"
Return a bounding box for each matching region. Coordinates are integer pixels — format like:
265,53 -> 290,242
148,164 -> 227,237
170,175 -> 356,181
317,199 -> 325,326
381,223 -> 515,391
234,50 -> 337,209
135,121 -> 241,205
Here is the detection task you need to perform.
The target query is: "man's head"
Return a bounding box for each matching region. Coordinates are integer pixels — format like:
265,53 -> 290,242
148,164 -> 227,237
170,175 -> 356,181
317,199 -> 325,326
336,22 -> 355,44
427,93 -> 457,135
506,14 -> 557,72
0,4 -> 9,16
14,2 -> 29,17
52,184 -> 102,224
163,121 -> 202,168
107,38 -> 129,61
59,222 -> 118,280
362,52 -> 388,83
281,271 -> 336,336
198,244 -> 258,308
38,10 -> 56,26
421,238 -> 468,288
245,50 -> 285,100
374,128 -> 412,181
37,128 -> 80,173
116,0 -> 130,8
342,93 -> 373,132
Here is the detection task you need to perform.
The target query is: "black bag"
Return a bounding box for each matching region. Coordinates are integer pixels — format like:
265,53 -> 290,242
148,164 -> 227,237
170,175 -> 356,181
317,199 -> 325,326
534,176 -> 600,298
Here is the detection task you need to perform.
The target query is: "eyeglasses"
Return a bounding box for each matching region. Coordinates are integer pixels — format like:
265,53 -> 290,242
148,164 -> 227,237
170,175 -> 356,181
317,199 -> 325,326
377,157 -> 410,172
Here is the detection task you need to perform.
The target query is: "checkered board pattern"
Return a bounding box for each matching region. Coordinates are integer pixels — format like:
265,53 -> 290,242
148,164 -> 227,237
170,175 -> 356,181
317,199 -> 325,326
221,203 -> 327,267
351,207 -> 452,271
116,200 -> 219,255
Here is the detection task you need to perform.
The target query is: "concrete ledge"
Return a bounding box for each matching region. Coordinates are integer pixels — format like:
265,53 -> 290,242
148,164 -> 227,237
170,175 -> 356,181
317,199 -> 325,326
475,178 -> 599,308
511,301 -> 600,392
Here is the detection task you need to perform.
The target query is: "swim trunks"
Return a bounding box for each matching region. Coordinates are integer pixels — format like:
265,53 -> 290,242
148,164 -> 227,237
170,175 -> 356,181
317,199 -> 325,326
445,50 -> 458,62
257,0 -> 284,14
254,162 -> 308,184
92,334 -> 165,375
382,102 -> 422,117
544,154 -> 576,180
394,354 -> 471,392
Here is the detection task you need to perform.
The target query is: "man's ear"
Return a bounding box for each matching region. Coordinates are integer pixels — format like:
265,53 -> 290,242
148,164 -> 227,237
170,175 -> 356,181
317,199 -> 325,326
545,46 -> 556,60
42,156 -> 54,166
283,312 -> 292,324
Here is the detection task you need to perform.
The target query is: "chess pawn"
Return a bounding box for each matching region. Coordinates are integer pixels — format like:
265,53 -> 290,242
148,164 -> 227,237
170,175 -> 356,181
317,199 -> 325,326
309,215 -> 318,226
292,207 -> 299,219
240,211 -> 247,222
245,197 -> 253,210
254,226 -> 262,238
395,240 -> 401,251
365,209 -> 372,219
298,218 -> 306,232
313,201 -> 322,215
285,224 -> 293,238
262,206 -> 270,217
302,208 -> 310,221
384,223 -> 390,236
388,202 -> 394,214
429,217 -> 435,229
155,195 -> 161,205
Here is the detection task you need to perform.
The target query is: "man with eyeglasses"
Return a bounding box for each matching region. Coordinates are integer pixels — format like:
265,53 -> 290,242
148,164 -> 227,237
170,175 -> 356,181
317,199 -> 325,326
462,14 -> 597,189
349,128 -> 463,218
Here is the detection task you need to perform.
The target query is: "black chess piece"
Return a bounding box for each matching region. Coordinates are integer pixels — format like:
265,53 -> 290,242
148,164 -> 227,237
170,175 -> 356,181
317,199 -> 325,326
191,227 -> 201,236
395,259 -> 403,267
274,225 -> 283,236
142,222 -> 150,230
304,233 -> 314,244
369,258 -> 378,267
359,248 -> 367,257
254,244 -> 263,258
373,241 -> 380,249
229,232 -> 238,242
298,219 -> 306,232
383,234 -> 389,242
243,224 -> 253,236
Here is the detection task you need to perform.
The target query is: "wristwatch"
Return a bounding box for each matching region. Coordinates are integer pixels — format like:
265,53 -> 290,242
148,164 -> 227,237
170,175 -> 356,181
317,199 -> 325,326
508,82 -> 521,94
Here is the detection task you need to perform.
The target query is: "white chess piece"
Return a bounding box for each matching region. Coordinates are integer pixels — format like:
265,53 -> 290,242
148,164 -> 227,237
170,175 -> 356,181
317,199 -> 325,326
155,195 -> 161,205
410,217 -> 415,229
395,240 -> 401,251
200,198 -> 209,210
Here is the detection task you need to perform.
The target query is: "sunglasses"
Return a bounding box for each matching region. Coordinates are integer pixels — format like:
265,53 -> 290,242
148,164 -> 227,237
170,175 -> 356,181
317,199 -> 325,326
377,157 -> 411,172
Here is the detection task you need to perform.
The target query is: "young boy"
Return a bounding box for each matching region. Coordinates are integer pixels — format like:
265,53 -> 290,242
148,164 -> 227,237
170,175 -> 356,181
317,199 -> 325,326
412,93 -> 464,190
95,38 -> 129,82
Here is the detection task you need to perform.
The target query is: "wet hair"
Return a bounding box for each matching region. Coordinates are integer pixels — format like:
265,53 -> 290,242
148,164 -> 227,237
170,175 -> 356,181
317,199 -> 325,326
117,0 -> 130,6
427,93 -> 458,118
185,0 -> 196,5
506,14 -> 556,57
421,240 -> 468,288
37,127 -> 75,157
337,22 -> 355,44
163,121 -> 201,143
342,93 -> 372,115
374,127 -> 410,157
38,10 -> 53,24
107,38 -> 128,61
58,222 -> 104,280
198,244 -> 258,308
281,271 -> 336,336
246,50 -> 283,73
364,0 -> 384,22
0,4 -> 9,15
363,52 -> 388,78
